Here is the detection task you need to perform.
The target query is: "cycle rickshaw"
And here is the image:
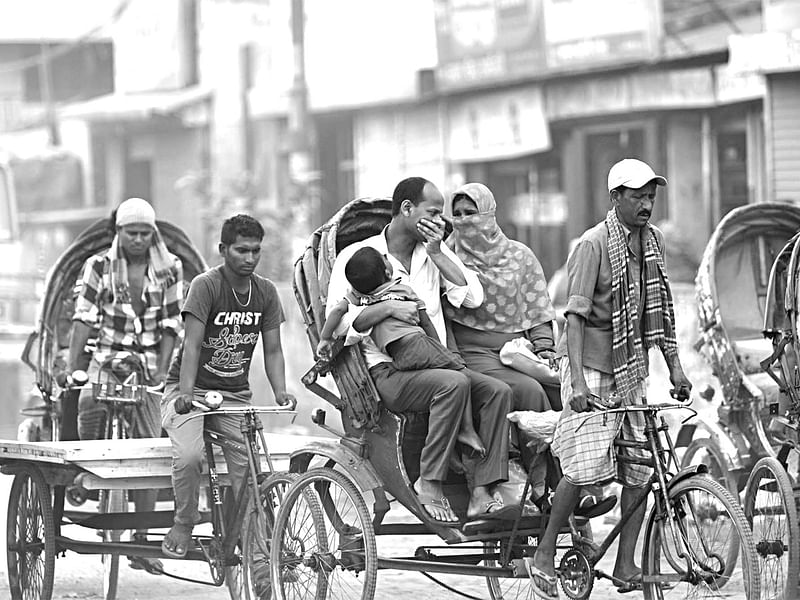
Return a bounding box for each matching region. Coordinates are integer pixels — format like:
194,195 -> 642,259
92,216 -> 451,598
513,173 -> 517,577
18,216 -> 208,443
680,202 -> 800,599
2,216 -> 309,600
285,197 -> 760,600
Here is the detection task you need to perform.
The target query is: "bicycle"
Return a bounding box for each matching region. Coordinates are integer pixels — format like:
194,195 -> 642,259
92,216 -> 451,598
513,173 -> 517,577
61,352 -> 163,599
551,397 -> 761,599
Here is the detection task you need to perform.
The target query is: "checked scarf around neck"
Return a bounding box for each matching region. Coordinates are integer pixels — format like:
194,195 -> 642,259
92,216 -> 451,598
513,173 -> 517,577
606,208 -> 677,402
108,226 -> 177,311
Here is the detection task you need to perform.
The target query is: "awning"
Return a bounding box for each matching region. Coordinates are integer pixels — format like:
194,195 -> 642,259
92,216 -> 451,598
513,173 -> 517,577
59,86 -> 212,123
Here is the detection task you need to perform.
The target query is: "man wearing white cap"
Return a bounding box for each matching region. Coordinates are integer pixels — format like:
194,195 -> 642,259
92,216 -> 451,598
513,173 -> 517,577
69,197 -> 183,574
526,159 -> 692,598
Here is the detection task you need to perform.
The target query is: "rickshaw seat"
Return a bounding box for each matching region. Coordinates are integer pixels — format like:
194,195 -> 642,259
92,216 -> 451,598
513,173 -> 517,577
731,337 -> 773,375
744,371 -> 780,404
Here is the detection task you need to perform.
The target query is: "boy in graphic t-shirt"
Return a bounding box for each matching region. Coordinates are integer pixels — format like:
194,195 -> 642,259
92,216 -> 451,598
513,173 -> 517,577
160,214 -> 296,561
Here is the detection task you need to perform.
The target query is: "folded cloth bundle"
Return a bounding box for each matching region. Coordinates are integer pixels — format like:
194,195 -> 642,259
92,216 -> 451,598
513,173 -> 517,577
499,338 -> 559,385
507,410 -> 562,452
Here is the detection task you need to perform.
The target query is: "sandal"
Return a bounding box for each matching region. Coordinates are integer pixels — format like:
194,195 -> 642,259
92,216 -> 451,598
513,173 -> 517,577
161,524 -> 193,559
128,533 -> 164,574
525,559 -> 559,600
574,494 -> 617,519
467,499 -> 522,521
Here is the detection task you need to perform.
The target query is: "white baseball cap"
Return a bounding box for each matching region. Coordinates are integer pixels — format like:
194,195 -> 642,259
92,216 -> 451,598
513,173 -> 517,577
607,158 -> 667,192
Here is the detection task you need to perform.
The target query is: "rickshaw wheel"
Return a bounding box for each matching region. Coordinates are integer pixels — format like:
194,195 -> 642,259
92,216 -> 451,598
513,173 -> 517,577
99,489 -> 127,600
642,476 -> 758,600
743,456 -> 800,600
483,538 -> 535,599
235,472 -> 298,600
680,438 -> 738,497
6,466 -> 56,600
271,467 -> 376,600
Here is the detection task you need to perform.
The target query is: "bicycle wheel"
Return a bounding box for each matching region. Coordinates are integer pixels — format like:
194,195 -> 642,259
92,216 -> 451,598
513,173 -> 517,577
680,437 -> 738,497
642,475 -> 759,599
483,538 -> 535,599
743,457 -> 800,600
236,472 -> 298,600
99,488 -> 127,600
271,467 -> 376,600
7,466 -> 56,600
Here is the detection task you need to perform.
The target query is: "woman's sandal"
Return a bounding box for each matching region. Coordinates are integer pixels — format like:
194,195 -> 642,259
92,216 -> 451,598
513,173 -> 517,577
161,524 -> 193,559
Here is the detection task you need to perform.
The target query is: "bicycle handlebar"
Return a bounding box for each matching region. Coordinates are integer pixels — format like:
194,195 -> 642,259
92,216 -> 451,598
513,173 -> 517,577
182,405 -> 297,422
577,397 -> 698,431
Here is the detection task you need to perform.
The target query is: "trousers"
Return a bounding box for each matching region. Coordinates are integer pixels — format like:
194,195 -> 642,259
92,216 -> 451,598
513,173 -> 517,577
370,363 -> 511,487
161,383 -> 251,528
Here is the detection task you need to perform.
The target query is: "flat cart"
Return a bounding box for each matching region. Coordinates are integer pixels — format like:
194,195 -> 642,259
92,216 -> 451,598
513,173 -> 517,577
0,431 -> 320,600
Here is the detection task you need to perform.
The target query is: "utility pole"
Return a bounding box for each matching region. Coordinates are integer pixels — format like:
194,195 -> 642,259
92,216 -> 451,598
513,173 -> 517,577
38,42 -> 60,146
287,0 -> 319,230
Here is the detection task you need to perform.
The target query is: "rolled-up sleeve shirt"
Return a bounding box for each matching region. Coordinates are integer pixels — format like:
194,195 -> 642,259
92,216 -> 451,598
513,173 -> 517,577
72,251 -> 184,374
554,221 -> 667,374
326,227 -> 483,368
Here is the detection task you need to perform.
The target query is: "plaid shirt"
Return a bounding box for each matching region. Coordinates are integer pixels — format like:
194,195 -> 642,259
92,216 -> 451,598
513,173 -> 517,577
72,250 -> 183,375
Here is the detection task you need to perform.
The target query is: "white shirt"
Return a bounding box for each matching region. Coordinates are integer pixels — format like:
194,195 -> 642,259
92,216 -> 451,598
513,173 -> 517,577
326,226 -> 484,368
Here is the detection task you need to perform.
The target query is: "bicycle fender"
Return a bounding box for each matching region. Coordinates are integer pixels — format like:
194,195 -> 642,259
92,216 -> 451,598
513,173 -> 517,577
289,439 -> 383,493
685,421 -> 745,471
668,464 -> 709,490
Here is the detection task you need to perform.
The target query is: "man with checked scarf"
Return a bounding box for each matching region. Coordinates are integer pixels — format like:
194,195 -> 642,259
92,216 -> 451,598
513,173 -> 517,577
526,159 -> 692,599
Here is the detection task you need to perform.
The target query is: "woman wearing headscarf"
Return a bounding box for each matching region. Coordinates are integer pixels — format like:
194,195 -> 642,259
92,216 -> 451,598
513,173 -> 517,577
445,183 -> 611,515
445,182 -> 558,412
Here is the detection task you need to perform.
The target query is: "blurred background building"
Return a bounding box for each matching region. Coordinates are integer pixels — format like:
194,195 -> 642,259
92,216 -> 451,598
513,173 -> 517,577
0,0 -> 798,432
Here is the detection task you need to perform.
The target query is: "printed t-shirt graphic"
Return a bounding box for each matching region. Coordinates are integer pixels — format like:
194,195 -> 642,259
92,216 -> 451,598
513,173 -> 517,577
167,266 -> 284,392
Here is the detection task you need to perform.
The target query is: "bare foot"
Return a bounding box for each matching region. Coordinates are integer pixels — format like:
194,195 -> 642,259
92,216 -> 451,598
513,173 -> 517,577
412,478 -> 459,523
457,430 -> 486,457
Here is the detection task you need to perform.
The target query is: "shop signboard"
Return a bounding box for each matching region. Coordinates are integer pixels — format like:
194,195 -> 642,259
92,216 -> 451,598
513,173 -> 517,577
542,0 -> 661,70
448,87 -> 550,162
434,0 -> 546,90
434,0 -> 661,90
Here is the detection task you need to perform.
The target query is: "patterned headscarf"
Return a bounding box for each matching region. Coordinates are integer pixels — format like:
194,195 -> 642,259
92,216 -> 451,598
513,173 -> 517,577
606,207 -> 677,402
445,182 -> 555,333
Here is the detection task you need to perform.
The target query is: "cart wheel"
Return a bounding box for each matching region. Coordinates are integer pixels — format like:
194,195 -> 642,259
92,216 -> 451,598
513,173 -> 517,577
681,437 -> 738,497
483,538 -> 535,599
6,466 -> 56,600
271,467 -> 376,600
642,475 -> 759,599
99,488 -> 127,600
743,456 -> 800,600
230,472 -> 298,600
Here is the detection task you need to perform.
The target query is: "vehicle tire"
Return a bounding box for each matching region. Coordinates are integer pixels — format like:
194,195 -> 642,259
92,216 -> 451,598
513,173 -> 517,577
7,466 -> 56,600
483,537 -> 536,599
680,437 -> 738,497
233,472 -> 298,600
743,456 -> 800,600
99,488 -> 127,600
641,475 -> 760,600
271,467 -> 376,600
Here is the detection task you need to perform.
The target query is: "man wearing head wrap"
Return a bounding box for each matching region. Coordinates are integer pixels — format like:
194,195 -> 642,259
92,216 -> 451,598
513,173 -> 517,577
68,197 -> 183,574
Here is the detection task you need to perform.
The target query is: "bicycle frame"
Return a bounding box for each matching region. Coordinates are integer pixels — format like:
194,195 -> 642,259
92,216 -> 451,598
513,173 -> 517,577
185,405 -> 290,584
569,402 -> 722,585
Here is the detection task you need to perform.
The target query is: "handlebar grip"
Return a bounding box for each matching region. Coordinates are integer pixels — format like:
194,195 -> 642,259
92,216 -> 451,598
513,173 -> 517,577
71,370 -> 89,386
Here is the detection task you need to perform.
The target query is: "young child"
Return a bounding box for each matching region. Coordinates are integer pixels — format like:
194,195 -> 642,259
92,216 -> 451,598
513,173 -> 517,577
318,246 -> 485,457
